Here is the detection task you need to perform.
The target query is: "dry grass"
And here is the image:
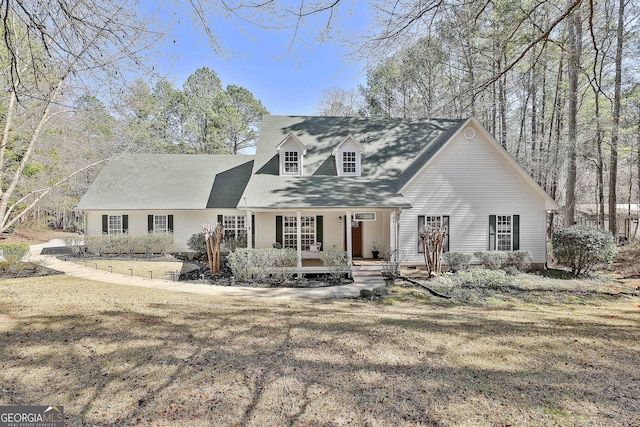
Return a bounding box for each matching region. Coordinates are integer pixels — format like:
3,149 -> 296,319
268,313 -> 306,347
69,259 -> 199,280
0,222 -> 72,245
0,276 -> 639,426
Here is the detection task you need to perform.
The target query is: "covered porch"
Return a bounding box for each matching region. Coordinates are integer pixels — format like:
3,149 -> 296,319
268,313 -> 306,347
245,208 -> 400,273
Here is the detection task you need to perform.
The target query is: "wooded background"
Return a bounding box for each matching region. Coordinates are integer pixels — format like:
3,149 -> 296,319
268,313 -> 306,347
0,0 -> 637,238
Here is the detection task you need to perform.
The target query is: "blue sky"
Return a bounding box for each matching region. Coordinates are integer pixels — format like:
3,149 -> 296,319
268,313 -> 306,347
148,3 -> 368,115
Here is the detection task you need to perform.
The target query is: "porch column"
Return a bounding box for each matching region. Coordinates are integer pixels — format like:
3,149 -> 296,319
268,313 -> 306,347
246,211 -> 252,249
296,211 -> 302,268
395,209 -> 402,252
345,210 -> 352,263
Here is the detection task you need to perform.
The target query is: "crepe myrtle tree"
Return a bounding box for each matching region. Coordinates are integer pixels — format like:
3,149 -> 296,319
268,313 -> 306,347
419,224 -> 447,276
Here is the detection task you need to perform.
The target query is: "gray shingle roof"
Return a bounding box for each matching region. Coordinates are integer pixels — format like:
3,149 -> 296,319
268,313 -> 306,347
76,154 -> 254,210
242,115 -> 466,209
77,116 -> 468,211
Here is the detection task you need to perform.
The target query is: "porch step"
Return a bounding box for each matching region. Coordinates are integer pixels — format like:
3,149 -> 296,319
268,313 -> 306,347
352,265 -> 383,277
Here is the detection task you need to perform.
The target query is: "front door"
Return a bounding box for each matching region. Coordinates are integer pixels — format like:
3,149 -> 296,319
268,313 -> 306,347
344,220 -> 363,257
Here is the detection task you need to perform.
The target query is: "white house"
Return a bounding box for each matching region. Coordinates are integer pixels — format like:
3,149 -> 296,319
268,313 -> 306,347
76,115 -> 559,271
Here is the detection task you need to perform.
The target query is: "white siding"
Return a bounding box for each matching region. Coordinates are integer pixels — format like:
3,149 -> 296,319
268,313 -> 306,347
279,138 -> 304,176
85,210 -> 244,252
336,138 -> 361,176
252,210 -> 392,255
254,212 -> 344,251
399,122 -> 549,265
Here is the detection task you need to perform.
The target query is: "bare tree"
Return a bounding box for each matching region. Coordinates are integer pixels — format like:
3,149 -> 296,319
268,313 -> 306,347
0,0 -> 161,233
565,3 -> 583,227
316,87 -> 363,116
609,0 -> 627,238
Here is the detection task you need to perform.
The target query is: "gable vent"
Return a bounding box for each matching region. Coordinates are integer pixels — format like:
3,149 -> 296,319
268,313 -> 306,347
463,127 -> 476,139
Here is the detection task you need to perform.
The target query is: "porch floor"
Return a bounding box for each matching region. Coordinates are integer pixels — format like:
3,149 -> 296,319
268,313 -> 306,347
300,258 -> 384,267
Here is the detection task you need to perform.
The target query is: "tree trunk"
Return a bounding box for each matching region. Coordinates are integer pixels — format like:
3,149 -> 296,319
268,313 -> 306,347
565,6 -> 582,227
609,0 -> 625,239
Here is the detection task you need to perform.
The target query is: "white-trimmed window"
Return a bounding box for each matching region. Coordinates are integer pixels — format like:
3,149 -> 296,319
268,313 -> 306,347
223,215 -> 246,241
342,151 -> 357,174
283,215 -> 315,250
109,215 -> 123,235
284,151 -> 299,174
489,215 -> 519,251
154,215 -> 168,233
418,215 -> 449,253
496,215 -> 512,251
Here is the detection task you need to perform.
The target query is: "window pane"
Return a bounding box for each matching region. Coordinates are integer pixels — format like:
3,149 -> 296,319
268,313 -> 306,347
224,215 -> 247,241
343,151 -> 356,173
284,151 -> 299,173
154,215 -> 167,233
108,215 -> 122,235
497,215 -> 512,251
283,215 -> 315,250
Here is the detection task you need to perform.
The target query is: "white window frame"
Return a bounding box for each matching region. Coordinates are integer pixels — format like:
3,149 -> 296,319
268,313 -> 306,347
342,151 -> 357,175
223,215 -> 247,241
153,215 -> 168,233
108,215 -> 123,235
418,215 -> 443,253
283,151 -> 300,175
496,215 -> 512,251
283,215 -> 315,250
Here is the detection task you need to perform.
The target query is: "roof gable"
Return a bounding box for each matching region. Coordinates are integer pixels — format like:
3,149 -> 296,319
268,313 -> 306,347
398,117 -> 559,210
331,134 -> 363,156
276,132 -> 307,154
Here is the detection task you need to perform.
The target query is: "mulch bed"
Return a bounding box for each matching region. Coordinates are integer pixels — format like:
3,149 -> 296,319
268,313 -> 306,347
0,262 -> 64,279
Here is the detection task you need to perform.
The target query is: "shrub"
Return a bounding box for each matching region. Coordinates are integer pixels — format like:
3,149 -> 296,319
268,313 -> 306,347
505,250 -> 532,272
320,248 -> 351,282
443,252 -> 471,272
227,248 -> 297,282
0,242 -> 30,271
84,235 -> 107,256
474,251 -> 508,270
450,267 -> 512,289
381,249 -> 405,279
224,234 -> 247,252
63,235 -> 85,256
552,225 -> 616,276
143,233 -> 174,256
187,233 -> 208,258
83,233 -> 173,257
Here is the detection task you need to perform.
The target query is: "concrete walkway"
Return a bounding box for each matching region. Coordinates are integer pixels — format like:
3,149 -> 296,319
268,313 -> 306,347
28,239 -> 384,299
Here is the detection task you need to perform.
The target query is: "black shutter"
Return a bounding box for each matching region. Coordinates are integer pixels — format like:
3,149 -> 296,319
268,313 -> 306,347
489,215 -> 496,250
148,215 -> 154,233
417,215 -> 425,253
122,215 -> 128,233
251,214 -> 256,248
512,215 -> 519,250
276,215 -> 283,245
316,216 -> 323,250
168,215 -> 174,233
217,214 -> 223,225
102,215 -> 108,234
443,215 -> 450,253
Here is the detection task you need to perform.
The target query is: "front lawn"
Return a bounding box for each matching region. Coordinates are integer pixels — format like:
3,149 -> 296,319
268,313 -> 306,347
1,276 -> 638,426
69,259 -> 199,280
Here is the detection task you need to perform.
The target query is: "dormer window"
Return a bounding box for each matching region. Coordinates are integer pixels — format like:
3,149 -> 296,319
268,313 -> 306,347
277,133 -> 306,176
342,151 -> 357,174
284,151 -> 299,174
333,135 -> 363,176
